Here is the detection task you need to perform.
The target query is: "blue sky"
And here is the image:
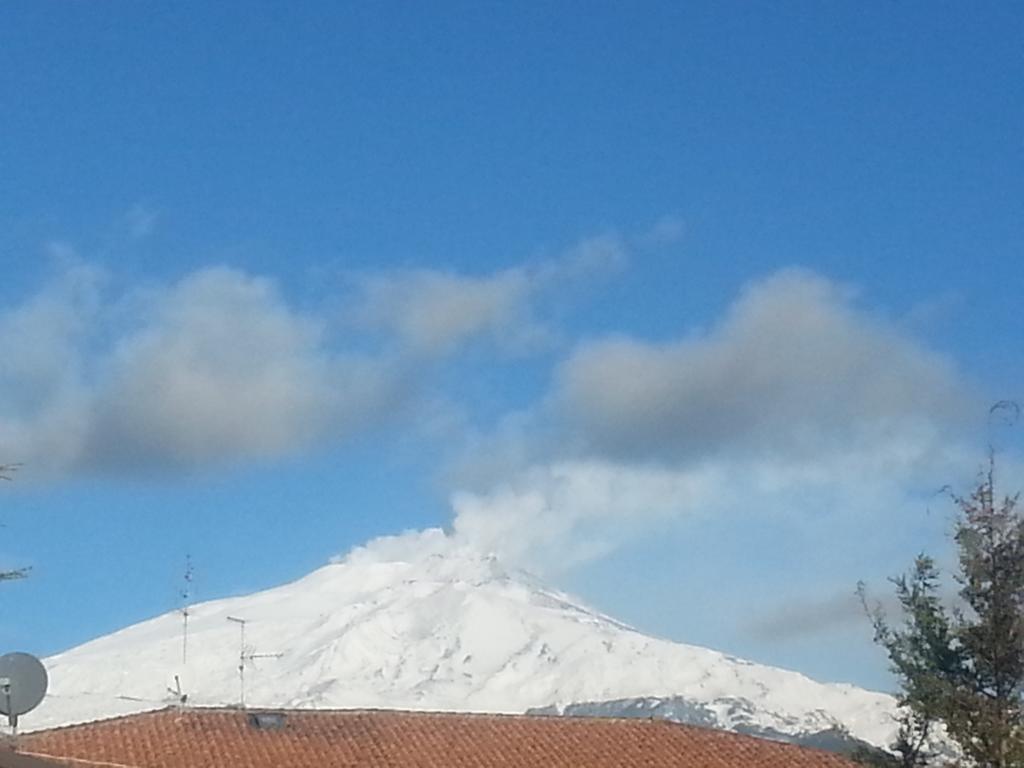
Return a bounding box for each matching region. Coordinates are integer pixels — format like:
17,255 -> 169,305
1,1 -> 1022,692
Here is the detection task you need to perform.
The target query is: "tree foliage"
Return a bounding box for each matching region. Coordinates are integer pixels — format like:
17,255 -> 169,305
861,459 -> 1024,767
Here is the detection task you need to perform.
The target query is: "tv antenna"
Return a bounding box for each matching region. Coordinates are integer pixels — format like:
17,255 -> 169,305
180,555 -> 194,665
167,674 -> 188,707
0,652 -> 48,734
226,616 -> 281,708
114,675 -> 187,709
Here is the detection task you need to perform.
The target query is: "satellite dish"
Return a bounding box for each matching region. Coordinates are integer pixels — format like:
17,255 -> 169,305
0,652 -> 48,728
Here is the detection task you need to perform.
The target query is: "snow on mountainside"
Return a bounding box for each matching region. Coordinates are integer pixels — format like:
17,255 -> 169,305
32,529 -> 899,748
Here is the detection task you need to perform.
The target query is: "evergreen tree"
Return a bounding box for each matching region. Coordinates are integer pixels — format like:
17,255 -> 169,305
861,460 -> 1024,767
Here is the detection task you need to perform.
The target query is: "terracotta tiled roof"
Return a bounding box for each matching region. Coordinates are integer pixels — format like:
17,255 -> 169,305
19,708 -> 856,768
0,748 -> 71,768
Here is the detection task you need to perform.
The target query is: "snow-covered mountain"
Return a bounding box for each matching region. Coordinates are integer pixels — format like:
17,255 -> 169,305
32,529 -> 899,749
528,696 -> 886,757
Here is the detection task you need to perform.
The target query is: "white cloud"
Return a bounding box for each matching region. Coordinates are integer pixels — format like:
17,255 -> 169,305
1,252 -> 994,580
352,268 -> 542,356
82,268 -> 399,473
0,266 -> 404,478
442,269 -> 984,571
0,233 -> 628,481
447,441 -> 974,574
451,459 -> 729,570
0,264 -> 100,416
535,234 -> 629,284
0,264 -> 102,472
349,234 -> 627,356
553,269 -> 974,463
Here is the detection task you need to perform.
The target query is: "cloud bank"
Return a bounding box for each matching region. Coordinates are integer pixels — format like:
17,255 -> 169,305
0,266 -> 403,476
555,269 -> 971,462
1,249 -> 992,579
82,268 -> 400,473
445,269 -> 982,571
0,235 -> 624,480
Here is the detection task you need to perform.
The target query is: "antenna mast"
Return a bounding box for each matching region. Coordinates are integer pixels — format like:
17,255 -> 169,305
180,555 -> 194,665
226,616 -> 281,709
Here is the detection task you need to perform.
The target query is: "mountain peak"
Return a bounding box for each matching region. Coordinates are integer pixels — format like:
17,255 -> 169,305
336,528 -> 516,584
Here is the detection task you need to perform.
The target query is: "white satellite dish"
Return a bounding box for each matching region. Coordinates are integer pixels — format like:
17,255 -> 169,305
0,652 -> 48,729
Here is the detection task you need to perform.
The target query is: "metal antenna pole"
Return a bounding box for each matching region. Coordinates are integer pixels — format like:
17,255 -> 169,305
226,616 -> 281,710
227,616 -> 247,708
1,678 -> 14,735
181,555 -> 194,665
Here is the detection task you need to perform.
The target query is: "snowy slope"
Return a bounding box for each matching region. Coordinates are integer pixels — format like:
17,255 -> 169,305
32,529 -> 899,748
